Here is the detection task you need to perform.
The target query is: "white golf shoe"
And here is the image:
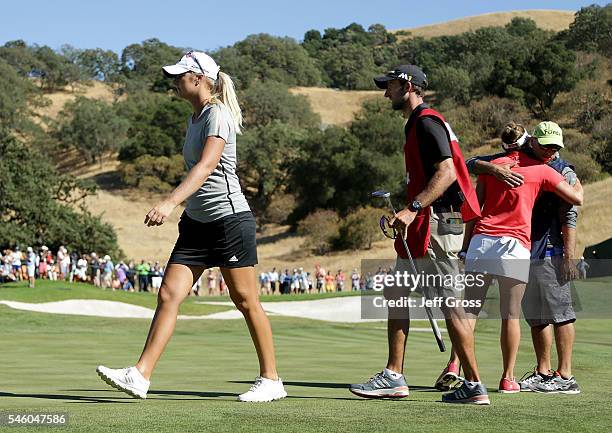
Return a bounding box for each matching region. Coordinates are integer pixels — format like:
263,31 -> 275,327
96,365 -> 150,399
238,376 -> 287,402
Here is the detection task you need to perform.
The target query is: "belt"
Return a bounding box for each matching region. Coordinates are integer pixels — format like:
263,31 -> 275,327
432,204 -> 457,213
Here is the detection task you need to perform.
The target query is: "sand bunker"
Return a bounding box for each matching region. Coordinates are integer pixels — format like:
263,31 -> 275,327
0,296 -> 440,324
0,299 -> 241,320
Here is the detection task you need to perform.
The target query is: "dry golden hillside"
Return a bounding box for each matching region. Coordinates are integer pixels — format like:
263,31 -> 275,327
82,188 -> 183,262
33,81 -> 117,121
81,170 -> 611,270
83,188 -> 398,271
394,10 -> 575,39
576,177 -> 612,255
290,87 -> 379,125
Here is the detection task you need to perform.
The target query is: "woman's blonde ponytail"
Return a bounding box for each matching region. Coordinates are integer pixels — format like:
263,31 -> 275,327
209,72 -> 243,134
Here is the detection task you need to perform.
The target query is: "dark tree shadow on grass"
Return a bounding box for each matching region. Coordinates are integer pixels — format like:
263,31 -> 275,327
230,380 -> 348,389
0,391 -> 131,404
231,380 -> 439,392
65,389 -> 238,400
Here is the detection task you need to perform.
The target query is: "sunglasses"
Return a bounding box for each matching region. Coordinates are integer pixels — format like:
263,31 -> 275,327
538,143 -> 562,152
172,71 -> 188,81
185,50 -> 206,76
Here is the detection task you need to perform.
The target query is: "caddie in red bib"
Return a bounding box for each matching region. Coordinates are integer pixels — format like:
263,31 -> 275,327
349,64 -> 491,406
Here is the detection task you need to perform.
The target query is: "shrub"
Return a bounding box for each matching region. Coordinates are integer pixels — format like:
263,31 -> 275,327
562,150 -> 602,183
119,154 -> 185,191
591,113 -> 612,173
264,193 -> 296,225
336,207 -> 384,250
442,96 -> 529,151
297,210 -> 340,255
560,128 -> 608,179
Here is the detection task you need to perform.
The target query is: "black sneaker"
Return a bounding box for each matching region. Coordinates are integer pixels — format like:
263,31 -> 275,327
442,381 -> 490,405
518,368 -> 553,392
530,372 -> 581,395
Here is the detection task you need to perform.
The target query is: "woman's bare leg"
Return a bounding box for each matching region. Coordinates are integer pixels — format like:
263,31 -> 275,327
221,266 -> 278,380
445,273 -> 491,382
135,263 -> 205,380
498,276 -> 526,379
464,274 -> 491,331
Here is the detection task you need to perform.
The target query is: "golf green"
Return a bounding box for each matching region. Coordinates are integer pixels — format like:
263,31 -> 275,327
1,279 -> 611,433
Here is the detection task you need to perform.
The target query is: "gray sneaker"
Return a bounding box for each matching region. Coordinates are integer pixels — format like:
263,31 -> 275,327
442,381 -> 490,405
518,369 -> 553,392
349,371 -> 409,399
530,373 -> 581,394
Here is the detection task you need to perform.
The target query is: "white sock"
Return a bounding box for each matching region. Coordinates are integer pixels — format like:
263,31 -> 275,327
261,376 -> 280,382
384,368 -> 402,379
465,380 -> 481,387
131,367 -> 149,383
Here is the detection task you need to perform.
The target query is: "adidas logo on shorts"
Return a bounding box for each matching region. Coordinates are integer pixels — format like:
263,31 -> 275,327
229,255 -> 239,262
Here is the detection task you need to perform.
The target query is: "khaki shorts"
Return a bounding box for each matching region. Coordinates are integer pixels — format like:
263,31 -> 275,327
385,211 -> 463,302
522,257 -> 577,327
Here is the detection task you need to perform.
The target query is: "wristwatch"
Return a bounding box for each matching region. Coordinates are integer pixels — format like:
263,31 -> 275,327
409,200 -> 423,213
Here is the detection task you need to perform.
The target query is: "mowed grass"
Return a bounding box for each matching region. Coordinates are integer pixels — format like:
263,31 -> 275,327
0,280 -> 231,316
0,280 -> 364,306
1,279 -> 611,433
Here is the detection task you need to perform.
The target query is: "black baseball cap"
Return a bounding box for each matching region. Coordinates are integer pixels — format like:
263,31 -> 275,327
374,65 -> 428,89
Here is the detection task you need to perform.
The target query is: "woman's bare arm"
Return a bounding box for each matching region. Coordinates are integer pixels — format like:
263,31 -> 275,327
554,180 -> 583,206
461,181 -> 485,253
145,136 -> 226,226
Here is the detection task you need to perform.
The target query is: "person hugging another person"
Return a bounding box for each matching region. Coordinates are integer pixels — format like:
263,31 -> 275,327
451,121 -> 583,397
465,121 -> 584,394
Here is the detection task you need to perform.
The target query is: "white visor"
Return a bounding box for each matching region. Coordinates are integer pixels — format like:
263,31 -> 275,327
502,130 -> 530,151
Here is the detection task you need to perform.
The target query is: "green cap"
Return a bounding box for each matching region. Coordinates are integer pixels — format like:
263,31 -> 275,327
533,121 -> 564,148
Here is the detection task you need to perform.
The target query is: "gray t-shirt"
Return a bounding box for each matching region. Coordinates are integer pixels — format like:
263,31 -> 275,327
183,102 -> 250,223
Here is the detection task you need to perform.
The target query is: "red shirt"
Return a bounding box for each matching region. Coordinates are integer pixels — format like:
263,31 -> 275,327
473,152 -> 565,250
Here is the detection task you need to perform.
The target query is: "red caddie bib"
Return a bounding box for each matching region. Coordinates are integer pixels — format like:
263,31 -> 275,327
395,108 -> 481,258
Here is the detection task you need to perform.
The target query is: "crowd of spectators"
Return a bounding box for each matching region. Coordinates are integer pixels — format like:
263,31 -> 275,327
1,246 -> 164,293
1,246 -> 403,296
256,265 -> 393,295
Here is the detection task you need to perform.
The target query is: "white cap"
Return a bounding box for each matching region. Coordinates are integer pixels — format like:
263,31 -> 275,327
27,247 -> 33,252
41,245 -> 48,250
162,51 -> 220,81
104,255 -> 111,261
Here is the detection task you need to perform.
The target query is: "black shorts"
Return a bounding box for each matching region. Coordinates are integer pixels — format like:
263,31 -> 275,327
168,211 -> 258,269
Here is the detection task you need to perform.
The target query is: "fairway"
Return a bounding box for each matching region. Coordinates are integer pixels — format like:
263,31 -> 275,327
1,280 -> 611,433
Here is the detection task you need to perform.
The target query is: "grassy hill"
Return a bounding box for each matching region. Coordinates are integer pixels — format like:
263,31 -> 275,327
38,86 -> 612,269
290,87 -> 379,125
75,163 -> 611,270
393,10 -> 575,39
33,80 -> 117,121
30,8 -> 611,269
